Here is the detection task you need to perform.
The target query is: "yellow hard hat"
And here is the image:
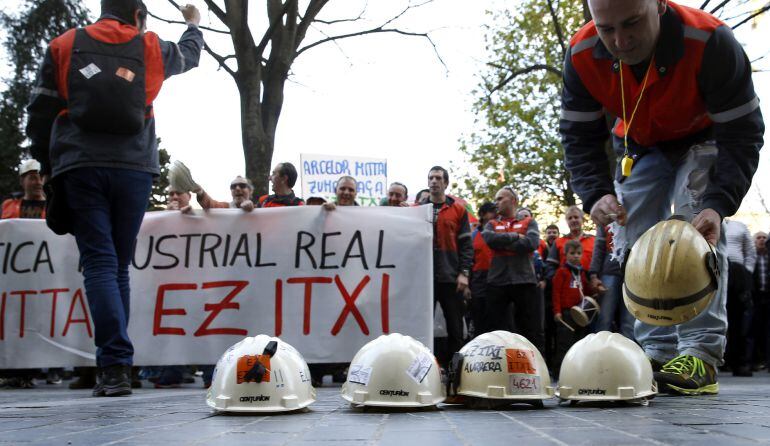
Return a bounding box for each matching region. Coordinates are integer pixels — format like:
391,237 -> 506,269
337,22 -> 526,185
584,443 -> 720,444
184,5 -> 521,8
623,217 -> 718,326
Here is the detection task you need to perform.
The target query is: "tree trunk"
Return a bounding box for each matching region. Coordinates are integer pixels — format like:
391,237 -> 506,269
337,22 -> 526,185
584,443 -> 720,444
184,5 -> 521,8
237,74 -> 273,197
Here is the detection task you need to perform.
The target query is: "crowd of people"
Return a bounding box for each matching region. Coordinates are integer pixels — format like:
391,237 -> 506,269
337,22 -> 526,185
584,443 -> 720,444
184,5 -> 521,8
0,0 -> 765,399
3,159 -> 770,389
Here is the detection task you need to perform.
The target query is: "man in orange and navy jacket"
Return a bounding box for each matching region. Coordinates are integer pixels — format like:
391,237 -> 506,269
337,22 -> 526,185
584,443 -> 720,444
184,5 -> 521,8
258,162 -> 305,208
482,186 -> 543,353
420,166 -> 473,365
26,0 -> 203,398
560,0 -> 763,395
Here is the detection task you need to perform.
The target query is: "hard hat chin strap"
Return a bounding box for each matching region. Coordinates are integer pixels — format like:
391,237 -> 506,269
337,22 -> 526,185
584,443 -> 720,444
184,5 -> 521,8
243,341 -> 279,383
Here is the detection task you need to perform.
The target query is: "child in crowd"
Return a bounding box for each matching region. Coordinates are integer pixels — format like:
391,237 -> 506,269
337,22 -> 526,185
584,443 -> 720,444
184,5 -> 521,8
551,239 -> 592,378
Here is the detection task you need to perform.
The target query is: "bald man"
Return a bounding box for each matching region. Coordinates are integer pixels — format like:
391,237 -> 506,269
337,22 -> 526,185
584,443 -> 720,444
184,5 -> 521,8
559,0 -> 763,395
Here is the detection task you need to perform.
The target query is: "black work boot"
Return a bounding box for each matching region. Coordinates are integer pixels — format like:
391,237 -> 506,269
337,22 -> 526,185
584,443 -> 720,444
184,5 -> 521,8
101,365 -> 132,397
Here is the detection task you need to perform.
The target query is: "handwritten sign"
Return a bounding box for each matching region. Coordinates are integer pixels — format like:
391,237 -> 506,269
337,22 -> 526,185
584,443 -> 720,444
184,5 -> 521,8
300,154 -> 387,206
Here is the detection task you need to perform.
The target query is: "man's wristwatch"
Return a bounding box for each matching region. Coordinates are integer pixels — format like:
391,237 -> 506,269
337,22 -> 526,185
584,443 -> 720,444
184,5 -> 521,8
461,269 -> 470,277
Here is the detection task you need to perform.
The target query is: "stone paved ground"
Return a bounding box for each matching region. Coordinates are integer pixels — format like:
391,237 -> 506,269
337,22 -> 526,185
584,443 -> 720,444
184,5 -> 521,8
3,375 -> 770,446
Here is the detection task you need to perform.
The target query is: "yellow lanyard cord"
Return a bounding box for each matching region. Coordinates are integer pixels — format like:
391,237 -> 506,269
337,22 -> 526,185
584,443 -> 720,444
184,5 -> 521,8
619,59 -> 654,155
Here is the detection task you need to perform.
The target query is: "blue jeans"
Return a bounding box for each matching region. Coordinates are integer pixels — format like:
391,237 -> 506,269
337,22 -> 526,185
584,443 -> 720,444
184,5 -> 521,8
61,167 -> 153,368
615,143 -> 728,366
591,274 -> 634,339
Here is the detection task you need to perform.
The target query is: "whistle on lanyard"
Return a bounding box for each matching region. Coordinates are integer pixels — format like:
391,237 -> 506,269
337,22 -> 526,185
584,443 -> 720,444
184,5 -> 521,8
621,155 -> 635,177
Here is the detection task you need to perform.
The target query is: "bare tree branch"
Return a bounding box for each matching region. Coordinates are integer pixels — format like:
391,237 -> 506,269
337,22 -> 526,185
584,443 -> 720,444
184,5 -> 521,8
296,28 -> 447,72
487,64 -> 563,96
256,0 -> 295,57
203,43 -> 237,78
296,0 -> 331,52
200,0 -> 228,25
755,184 -> 770,214
309,2 -> 368,25
700,0 -> 712,9
709,0 -> 732,15
546,0 -> 566,57
732,2 -> 770,29
146,10 -> 230,34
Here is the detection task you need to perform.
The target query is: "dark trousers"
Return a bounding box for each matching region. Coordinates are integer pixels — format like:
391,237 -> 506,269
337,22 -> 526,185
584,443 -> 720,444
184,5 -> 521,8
485,283 -> 544,355
553,310 -> 589,378
726,261 -> 754,369
434,281 -> 465,365
62,167 -> 153,368
469,271 -> 488,338
543,281 -> 556,369
752,291 -> 770,367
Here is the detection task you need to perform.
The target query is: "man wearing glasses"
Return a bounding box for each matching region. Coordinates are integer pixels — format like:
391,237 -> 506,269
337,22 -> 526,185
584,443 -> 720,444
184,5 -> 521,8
193,175 -> 255,212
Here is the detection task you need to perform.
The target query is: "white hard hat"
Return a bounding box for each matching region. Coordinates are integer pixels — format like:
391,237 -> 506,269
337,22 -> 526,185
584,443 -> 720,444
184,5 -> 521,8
19,159 -> 41,176
557,331 -> 657,404
206,335 -> 316,412
341,333 -> 445,407
449,331 -> 553,407
624,217 -> 718,326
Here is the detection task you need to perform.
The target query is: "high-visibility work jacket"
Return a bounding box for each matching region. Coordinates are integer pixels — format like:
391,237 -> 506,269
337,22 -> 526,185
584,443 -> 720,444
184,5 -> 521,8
560,1 -> 764,218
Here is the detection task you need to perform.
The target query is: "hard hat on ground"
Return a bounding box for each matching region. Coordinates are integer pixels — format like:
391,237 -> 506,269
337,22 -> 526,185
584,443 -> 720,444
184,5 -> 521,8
448,330 -> 553,408
623,216 -> 718,326
557,331 -> 656,404
341,333 -> 445,408
206,335 -> 316,412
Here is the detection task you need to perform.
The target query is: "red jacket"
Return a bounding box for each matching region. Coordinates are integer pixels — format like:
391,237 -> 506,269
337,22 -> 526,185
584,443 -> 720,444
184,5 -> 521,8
26,17 -> 203,178
472,230 -> 492,273
552,265 -> 590,315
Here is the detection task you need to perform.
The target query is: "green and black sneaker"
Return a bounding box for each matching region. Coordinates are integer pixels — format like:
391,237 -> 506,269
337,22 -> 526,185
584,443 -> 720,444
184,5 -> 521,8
654,354 -> 718,395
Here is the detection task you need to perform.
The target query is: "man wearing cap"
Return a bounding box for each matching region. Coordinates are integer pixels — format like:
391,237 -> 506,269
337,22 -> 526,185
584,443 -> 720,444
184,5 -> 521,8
193,176 -> 255,212
560,0 -> 764,394
1,160 -> 46,219
26,0 -> 203,397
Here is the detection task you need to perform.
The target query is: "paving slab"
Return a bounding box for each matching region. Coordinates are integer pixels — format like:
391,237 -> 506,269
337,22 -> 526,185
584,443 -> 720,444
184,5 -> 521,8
2,374 -> 770,445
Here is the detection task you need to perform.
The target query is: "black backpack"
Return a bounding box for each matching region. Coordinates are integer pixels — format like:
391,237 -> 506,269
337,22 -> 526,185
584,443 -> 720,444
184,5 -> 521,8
67,28 -> 148,135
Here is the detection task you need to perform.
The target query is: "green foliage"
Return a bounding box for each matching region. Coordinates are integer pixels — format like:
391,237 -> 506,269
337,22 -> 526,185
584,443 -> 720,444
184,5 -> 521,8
0,0 -> 90,198
459,0 -> 584,221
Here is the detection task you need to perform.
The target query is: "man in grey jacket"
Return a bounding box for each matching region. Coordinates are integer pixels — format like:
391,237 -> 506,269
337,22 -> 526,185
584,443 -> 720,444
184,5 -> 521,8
482,186 -> 543,353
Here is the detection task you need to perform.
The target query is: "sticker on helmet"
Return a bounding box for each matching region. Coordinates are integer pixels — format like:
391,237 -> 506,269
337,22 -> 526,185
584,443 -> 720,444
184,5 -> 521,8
348,364 -> 373,386
506,349 -> 537,375
236,354 -> 271,384
406,352 -> 433,384
509,373 -> 541,395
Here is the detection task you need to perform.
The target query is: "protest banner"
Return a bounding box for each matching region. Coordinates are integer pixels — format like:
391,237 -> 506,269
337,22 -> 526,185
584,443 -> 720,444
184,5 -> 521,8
300,154 -> 387,206
0,206 -> 433,368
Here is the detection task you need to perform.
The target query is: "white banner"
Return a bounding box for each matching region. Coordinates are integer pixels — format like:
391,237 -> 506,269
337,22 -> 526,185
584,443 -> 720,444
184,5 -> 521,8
300,153 -> 388,206
0,206 -> 433,368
